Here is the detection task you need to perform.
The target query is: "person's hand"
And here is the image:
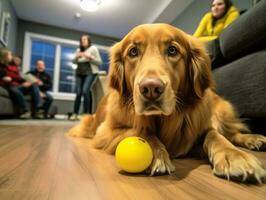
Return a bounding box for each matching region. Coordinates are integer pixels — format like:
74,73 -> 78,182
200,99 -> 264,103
76,52 -> 84,58
22,81 -> 32,87
36,79 -> 43,86
2,76 -> 12,82
39,91 -> 45,98
83,52 -> 94,60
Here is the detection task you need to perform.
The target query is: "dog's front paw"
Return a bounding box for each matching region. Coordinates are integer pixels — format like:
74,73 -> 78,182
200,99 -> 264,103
148,148 -> 175,176
241,134 -> 266,151
67,115 -> 96,138
212,148 -> 266,183
67,125 -> 84,137
67,124 -> 93,138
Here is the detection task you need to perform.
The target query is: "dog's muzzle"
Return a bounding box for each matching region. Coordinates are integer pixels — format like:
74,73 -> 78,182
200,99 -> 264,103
139,78 -> 165,101
136,77 -> 173,115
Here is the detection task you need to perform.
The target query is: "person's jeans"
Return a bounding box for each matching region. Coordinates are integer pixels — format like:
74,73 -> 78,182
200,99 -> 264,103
8,84 -> 42,113
43,92 -> 53,116
205,39 -> 226,69
8,86 -> 29,113
74,74 -> 96,114
17,84 -> 42,109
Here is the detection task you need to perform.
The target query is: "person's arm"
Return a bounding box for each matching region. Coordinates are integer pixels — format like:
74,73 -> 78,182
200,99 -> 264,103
224,11 -> 239,28
0,67 -> 7,78
83,46 -> 103,66
72,49 -> 81,64
1,67 -> 12,83
41,73 -> 52,91
89,46 -> 103,66
193,13 -> 209,38
197,35 -> 218,42
9,65 -> 24,83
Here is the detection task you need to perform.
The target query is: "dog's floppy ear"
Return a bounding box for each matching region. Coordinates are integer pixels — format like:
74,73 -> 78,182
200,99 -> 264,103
109,42 -> 130,104
187,36 -> 214,98
109,42 -> 124,93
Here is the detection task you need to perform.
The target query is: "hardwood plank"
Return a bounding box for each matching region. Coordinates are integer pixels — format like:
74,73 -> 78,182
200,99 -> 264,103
0,125 -> 69,200
0,191 -> 47,200
0,124 -> 265,200
50,136 -> 266,200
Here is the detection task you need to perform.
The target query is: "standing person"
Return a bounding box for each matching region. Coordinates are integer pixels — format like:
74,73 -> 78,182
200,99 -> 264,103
70,34 -> 102,120
193,0 -> 239,42
0,48 -> 42,119
28,60 -> 53,118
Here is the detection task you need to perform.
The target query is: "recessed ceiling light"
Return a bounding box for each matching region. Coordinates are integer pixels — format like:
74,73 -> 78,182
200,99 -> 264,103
75,12 -> 81,19
80,0 -> 101,12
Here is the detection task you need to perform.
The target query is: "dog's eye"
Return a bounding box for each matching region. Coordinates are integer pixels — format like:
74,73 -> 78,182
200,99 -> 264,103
168,46 -> 178,56
129,47 -> 139,57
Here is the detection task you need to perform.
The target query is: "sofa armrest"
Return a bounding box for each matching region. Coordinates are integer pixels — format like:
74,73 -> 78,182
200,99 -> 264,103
219,0 -> 266,60
213,50 -> 266,117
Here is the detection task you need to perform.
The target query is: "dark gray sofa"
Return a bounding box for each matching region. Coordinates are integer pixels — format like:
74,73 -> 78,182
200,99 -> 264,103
210,0 -> 266,132
0,86 -> 57,118
0,86 -> 16,116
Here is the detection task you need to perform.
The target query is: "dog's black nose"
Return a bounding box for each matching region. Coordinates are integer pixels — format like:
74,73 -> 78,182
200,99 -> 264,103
139,78 -> 165,100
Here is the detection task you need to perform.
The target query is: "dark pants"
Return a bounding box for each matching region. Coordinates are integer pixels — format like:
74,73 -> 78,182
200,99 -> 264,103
205,39 -> 226,69
43,92 -> 53,116
8,84 -> 42,113
74,74 -> 96,114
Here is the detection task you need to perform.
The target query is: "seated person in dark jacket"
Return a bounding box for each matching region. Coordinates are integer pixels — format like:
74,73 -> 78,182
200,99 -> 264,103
28,60 -> 53,118
0,48 -> 42,119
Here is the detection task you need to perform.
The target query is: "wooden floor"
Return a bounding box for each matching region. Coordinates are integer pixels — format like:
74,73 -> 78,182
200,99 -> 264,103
0,123 -> 265,200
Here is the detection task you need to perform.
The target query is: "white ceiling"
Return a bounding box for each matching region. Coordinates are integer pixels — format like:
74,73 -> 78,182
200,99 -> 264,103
11,0 -> 193,39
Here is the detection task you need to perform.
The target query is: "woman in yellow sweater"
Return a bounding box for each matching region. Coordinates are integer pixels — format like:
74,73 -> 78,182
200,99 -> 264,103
194,0 -> 239,42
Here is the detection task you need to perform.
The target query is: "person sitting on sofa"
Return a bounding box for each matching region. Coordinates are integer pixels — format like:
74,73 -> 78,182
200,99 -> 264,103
0,48 -> 43,119
11,55 -> 22,70
28,60 -> 53,118
193,0 -> 239,42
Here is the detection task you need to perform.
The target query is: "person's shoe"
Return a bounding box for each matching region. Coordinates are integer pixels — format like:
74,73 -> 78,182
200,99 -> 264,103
19,111 -> 31,119
44,113 -> 50,119
69,113 -> 78,121
33,109 -> 45,119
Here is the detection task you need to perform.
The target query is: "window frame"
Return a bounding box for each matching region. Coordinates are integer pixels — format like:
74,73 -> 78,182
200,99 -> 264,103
23,32 -> 110,100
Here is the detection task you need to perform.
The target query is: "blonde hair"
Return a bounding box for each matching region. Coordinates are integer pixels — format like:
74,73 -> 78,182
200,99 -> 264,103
0,48 -> 11,66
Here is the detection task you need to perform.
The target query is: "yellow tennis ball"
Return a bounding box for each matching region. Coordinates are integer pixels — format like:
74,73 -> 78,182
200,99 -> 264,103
115,136 -> 153,173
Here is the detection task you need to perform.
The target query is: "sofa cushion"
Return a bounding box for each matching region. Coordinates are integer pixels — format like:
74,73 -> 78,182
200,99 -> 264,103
213,50 -> 266,117
219,0 -> 266,60
0,96 -> 16,115
0,86 -> 10,98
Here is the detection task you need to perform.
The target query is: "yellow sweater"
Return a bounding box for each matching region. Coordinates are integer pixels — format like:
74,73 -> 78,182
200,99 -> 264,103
193,6 -> 239,42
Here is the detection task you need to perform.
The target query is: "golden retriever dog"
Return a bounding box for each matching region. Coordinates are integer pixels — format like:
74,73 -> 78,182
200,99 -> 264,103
68,23 -> 266,183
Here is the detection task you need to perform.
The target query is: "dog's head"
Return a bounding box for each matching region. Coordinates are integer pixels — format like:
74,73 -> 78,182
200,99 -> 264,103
109,23 -> 213,116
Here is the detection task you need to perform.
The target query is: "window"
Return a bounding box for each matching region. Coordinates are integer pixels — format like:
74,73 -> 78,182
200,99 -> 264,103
30,40 -> 56,82
99,49 -> 109,72
23,32 -> 110,100
59,46 -> 77,93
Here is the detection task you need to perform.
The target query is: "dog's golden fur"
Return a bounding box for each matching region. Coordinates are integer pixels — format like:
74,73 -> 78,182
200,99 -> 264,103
68,24 -> 266,183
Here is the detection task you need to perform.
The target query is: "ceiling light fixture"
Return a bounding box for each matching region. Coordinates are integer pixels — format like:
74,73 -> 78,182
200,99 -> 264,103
80,0 -> 101,12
